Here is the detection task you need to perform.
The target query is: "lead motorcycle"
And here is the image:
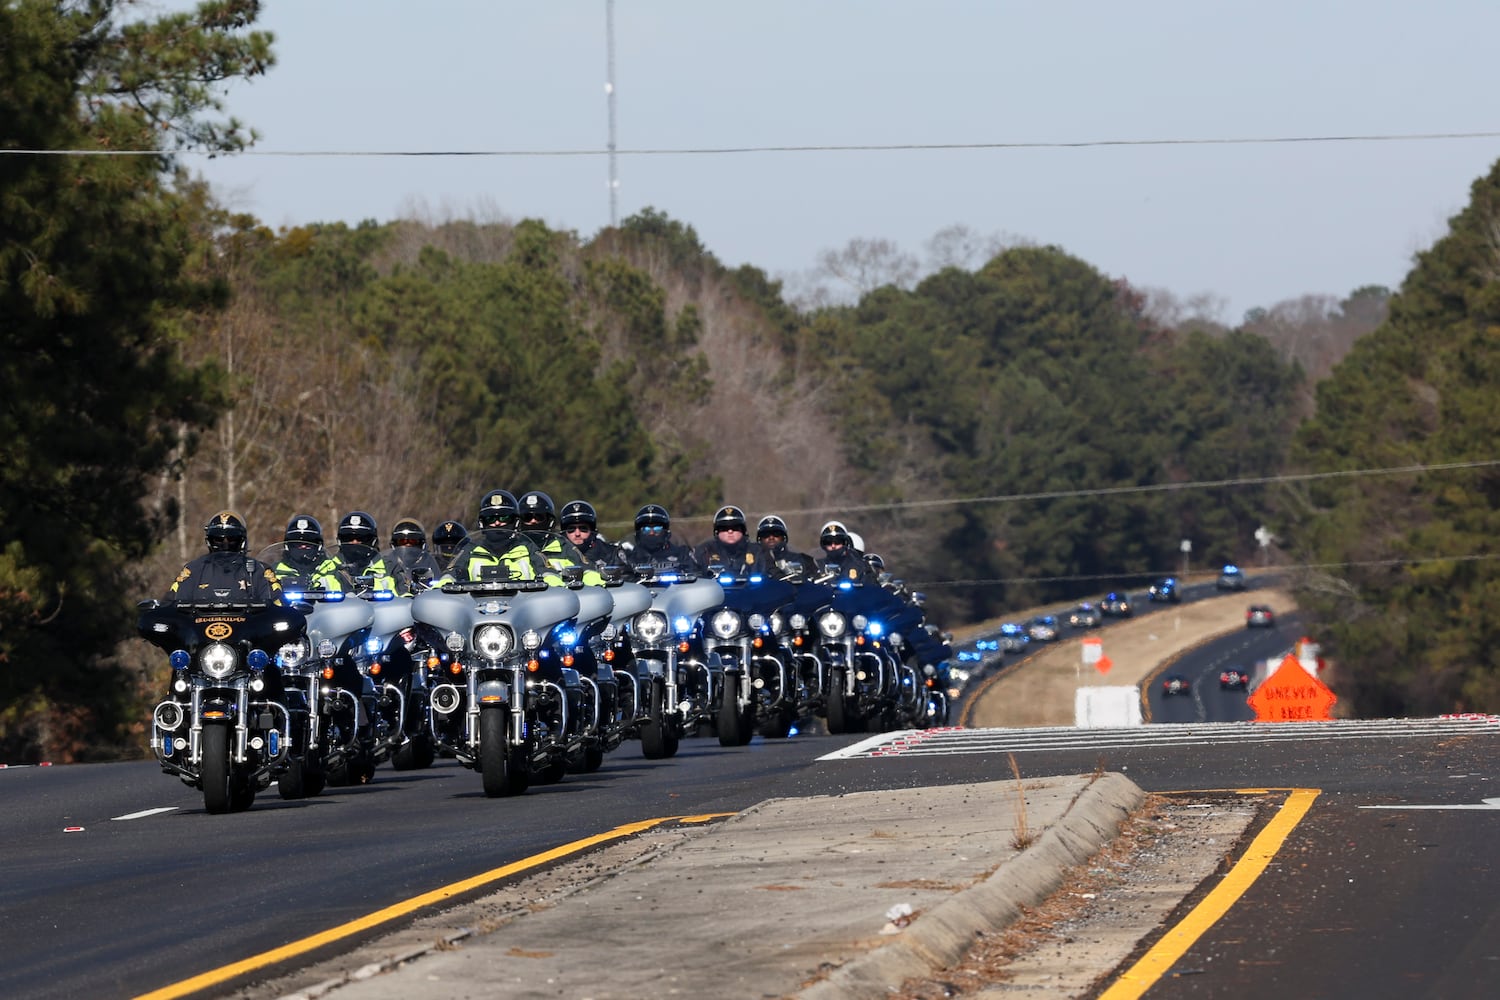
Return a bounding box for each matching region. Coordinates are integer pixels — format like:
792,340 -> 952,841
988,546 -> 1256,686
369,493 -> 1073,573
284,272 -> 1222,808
142,598 -> 306,814
413,577 -> 581,797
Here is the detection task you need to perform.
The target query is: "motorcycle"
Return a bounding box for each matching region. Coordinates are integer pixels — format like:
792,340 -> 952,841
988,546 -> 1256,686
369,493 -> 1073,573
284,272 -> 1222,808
412,577 -> 581,797
618,568 -> 724,759
141,598 -> 305,813
701,571 -> 800,744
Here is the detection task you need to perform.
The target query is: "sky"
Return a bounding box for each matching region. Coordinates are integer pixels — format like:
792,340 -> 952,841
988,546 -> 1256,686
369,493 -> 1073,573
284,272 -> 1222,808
177,0 -> 1500,323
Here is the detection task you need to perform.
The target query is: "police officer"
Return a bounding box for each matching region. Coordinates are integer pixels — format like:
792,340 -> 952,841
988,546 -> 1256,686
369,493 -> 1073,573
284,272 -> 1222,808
693,505 -> 758,576
383,517 -> 443,593
517,490 -> 605,586
327,511 -> 406,594
166,510 -> 284,605
271,513 -> 349,593
438,490 -> 547,584
431,519 -> 470,571
622,503 -> 699,576
755,514 -> 818,581
815,520 -> 876,584
558,500 -> 622,568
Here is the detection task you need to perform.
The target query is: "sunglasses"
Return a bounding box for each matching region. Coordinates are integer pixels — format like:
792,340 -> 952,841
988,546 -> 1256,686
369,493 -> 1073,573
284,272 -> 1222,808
640,525 -> 666,533
717,526 -> 744,534
564,524 -> 592,533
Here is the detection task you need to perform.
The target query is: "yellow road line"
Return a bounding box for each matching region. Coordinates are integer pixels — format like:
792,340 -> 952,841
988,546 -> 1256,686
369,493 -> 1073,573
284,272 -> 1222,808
133,813 -> 730,1000
1097,787 -> 1320,1000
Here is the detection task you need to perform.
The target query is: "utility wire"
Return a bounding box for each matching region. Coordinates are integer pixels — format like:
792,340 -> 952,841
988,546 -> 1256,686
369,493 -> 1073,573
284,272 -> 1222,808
8,129 -> 1500,158
639,458 -> 1500,526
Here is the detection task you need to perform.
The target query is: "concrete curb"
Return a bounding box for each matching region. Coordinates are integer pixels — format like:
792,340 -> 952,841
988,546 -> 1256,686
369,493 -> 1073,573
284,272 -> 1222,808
795,772 -> 1146,1000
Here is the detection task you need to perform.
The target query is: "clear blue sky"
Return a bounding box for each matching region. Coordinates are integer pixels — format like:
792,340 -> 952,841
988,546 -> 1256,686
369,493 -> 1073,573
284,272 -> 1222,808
186,0 -> 1500,322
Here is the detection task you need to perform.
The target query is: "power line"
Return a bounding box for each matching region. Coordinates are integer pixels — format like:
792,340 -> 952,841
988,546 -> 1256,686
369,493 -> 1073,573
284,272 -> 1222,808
639,458 -> 1500,526
910,553 -> 1500,590
8,129 -> 1500,159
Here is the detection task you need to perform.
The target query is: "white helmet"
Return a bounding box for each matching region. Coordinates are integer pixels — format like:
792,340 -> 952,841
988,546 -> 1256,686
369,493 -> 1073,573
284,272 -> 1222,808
847,531 -> 865,552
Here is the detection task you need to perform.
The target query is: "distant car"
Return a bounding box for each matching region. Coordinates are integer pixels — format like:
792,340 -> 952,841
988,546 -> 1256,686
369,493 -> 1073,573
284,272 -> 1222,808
1246,605 -> 1275,628
1067,602 -> 1102,629
1216,564 -> 1247,591
996,623 -> 1029,653
1219,667 -> 1250,690
1099,592 -> 1133,617
1025,616 -> 1060,642
1162,675 -> 1191,696
1148,578 -> 1181,603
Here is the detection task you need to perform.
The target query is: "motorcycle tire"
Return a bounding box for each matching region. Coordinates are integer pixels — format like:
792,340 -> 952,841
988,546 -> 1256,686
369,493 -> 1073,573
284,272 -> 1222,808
640,678 -> 679,760
201,723 -> 233,814
277,760 -> 309,800
391,732 -> 435,771
535,758 -> 568,785
479,708 -> 528,797
759,705 -> 795,740
228,771 -> 257,812
826,669 -> 861,735
716,675 -> 751,747
566,745 -> 605,774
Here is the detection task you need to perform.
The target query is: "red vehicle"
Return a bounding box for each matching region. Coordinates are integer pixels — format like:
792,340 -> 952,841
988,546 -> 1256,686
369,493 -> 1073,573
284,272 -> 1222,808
1219,667 -> 1250,690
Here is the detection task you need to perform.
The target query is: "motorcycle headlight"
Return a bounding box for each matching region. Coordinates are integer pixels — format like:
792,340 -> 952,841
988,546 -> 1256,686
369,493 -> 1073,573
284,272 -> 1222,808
278,638 -> 310,670
475,624 -> 515,660
853,614 -> 868,631
634,610 -> 668,644
817,612 -> 846,638
445,631 -> 465,652
710,609 -> 742,639
769,612 -> 785,635
200,642 -> 238,679
789,613 -> 807,630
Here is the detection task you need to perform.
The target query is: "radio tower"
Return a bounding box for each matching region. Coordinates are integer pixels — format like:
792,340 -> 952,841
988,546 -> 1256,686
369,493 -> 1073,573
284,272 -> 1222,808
605,0 -> 618,226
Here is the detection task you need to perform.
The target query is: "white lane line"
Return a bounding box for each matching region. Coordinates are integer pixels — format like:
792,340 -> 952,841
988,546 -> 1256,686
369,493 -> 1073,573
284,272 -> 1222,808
111,807 -> 179,821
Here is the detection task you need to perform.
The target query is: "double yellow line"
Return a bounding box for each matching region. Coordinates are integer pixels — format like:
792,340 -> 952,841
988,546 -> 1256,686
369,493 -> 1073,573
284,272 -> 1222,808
1098,787 -> 1320,999
134,813 -> 731,1000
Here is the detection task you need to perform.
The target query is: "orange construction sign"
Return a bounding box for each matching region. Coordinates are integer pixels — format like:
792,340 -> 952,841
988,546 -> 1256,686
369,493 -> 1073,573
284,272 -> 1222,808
1095,654 -> 1113,675
1248,653 -> 1338,722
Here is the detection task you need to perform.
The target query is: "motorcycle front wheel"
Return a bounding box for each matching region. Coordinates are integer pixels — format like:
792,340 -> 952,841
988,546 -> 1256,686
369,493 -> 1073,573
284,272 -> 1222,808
640,678 -> 679,760
479,708 -> 529,797
201,723 -> 233,814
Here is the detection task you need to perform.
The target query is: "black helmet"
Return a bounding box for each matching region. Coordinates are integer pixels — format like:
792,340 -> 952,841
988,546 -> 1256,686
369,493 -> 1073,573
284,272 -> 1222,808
284,513 -> 323,547
433,519 -> 469,556
518,491 -> 555,530
337,511 -> 378,547
634,504 -> 671,532
390,517 -> 425,548
477,489 -> 519,529
712,505 -> 747,533
756,515 -> 788,541
819,520 -> 851,548
559,500 -> 597,531
205,510 -> 248,553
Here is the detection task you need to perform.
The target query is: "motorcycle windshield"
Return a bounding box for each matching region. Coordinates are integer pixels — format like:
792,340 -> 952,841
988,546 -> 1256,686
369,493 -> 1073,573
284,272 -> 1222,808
716,576 -> 797,615
138,602 -> 306,655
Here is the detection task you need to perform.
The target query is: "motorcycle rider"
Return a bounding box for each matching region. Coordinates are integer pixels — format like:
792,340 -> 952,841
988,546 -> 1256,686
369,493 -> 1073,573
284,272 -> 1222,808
693,505 -> 759,576
271,513 -> 349,593
755,514 -> 818,581
431,519 -> 470,571
815,520 -> 876,584
383,517 -> 443,593
163,510 -> 288,702
437,490 -> 547,583
516,490 -> 605,586
328,511 -> 406,594
166,510 -> 285,605
558,500 -> 622,568
622,503 -> 700,577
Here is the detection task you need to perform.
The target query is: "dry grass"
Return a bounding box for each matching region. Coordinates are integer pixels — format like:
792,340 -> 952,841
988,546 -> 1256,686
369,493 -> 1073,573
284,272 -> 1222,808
1006,753 -> 1036,852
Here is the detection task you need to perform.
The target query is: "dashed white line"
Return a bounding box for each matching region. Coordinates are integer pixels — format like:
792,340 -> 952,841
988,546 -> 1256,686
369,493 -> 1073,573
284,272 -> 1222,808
111,807 -> 179,821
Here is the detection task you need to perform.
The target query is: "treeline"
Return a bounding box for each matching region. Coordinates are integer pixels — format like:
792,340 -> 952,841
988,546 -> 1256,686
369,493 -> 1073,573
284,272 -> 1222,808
6,1 -> 1492,762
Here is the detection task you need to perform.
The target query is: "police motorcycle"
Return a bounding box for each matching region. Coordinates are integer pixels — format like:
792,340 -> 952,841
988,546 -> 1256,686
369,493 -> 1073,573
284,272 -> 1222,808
699,569 -> 801,744
616,566 -> 725,759
779,576 -> 840,726
412,572 -> 582,797
814,577 -> 925,734
141,597 -> 305,813
873,577 -> 954,729
550,574 -> 653,774
587,574 -> 655,754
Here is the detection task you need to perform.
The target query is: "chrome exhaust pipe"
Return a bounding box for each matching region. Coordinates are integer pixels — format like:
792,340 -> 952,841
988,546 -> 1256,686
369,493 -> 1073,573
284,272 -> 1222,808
154,700 -> 185,732
431,683 -> 462,715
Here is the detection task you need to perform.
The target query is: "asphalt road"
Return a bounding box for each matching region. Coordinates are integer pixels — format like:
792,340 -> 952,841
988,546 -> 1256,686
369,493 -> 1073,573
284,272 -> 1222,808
1148,611 -> 1304,724
5,713 -> 1499,1000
